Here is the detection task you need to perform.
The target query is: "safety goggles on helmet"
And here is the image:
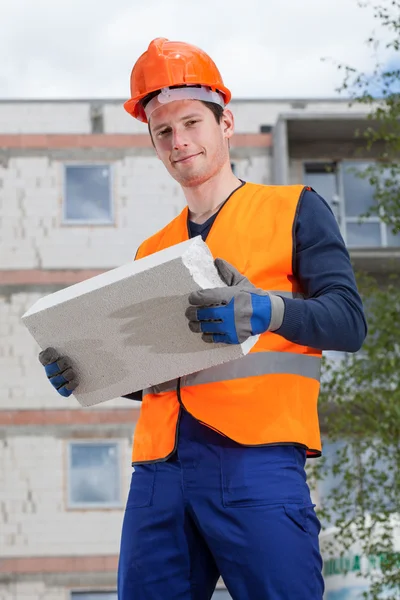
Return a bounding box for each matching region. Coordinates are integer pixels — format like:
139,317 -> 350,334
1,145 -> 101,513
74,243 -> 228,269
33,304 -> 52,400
143,85 -> 226,121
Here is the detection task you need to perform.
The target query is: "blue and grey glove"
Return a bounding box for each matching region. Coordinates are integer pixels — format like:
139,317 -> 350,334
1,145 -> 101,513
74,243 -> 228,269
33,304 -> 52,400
38,347 -> 78,397
185,258 -> 285,344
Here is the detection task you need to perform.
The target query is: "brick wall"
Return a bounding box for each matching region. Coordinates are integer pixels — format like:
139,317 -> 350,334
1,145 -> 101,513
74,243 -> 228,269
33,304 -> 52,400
0,434 -> 131,558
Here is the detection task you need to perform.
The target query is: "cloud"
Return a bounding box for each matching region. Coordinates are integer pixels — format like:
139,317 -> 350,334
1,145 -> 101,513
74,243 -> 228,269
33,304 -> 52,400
0,0 -> 397,99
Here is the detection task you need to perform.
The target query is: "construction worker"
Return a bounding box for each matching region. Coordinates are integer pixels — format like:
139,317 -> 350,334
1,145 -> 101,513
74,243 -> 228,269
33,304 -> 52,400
39,38 -> 367,600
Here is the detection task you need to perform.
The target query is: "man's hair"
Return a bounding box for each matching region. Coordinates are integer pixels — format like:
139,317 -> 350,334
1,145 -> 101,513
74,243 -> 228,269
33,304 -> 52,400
142,92 -> 224,145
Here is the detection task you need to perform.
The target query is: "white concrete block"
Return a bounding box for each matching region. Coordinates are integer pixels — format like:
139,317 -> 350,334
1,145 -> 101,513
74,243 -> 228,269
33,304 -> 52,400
21,237 -> 257,407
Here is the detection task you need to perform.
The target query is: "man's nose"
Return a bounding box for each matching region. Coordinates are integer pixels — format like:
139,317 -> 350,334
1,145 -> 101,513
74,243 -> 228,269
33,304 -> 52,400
172,129 -> 189,150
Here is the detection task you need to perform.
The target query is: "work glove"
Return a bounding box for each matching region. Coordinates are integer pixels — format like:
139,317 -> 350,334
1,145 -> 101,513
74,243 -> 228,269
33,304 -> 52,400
38,347 -> 78,397
185,258 -> 285,344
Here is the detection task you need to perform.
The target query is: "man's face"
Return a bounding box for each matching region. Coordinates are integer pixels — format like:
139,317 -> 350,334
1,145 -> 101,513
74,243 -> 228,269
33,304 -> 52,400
149,99 -> 234,188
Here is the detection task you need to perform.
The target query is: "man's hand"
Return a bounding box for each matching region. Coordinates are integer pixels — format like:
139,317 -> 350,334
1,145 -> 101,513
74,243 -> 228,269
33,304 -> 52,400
38,347 -> 78,397
185,258 -> 285,344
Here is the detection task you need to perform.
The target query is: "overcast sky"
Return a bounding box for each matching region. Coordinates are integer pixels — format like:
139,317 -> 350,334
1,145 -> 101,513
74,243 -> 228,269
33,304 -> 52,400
0,0 -> 395,100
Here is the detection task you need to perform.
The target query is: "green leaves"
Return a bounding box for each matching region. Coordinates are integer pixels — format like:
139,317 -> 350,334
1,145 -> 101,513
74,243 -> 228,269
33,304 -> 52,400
315,276 -> 400,599
317,4 -> 400,596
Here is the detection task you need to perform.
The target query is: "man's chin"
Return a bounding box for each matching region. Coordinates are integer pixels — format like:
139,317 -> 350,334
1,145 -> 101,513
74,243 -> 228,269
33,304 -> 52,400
172,170 -> 209,188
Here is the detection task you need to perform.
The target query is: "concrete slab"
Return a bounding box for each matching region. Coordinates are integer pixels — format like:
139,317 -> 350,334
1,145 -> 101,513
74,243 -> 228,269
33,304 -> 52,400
22,237 -> 257,407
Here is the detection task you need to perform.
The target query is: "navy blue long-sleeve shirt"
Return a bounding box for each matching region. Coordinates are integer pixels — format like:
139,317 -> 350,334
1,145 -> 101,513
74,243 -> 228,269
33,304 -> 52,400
189,186 -> 367,353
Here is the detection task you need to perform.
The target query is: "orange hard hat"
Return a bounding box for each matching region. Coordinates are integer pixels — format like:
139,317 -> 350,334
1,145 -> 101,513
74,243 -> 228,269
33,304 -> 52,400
124,38 -> 231,122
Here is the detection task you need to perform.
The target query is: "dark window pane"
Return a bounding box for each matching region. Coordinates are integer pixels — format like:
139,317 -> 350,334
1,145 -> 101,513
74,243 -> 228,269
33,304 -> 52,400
65,165 -> 112,222
346,222 -> 381,247
341,162 -> 375,217
69,443 -> 120,506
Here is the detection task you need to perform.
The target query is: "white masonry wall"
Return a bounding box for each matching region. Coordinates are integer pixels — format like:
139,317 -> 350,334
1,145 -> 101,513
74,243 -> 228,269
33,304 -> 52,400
0,155 -> 187,271
0,582 -> 68,600
0,434 -> 131,558
0,103 -> 92,134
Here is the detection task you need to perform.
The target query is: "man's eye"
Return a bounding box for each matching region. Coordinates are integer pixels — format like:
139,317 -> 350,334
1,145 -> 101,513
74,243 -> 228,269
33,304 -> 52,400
186,120 -> 198,126
158,129 -> 170,137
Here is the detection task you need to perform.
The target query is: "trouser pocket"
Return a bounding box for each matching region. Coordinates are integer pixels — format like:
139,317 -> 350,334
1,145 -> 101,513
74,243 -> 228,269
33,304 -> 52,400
125,465 -> 155,509
221,445 -> 310,507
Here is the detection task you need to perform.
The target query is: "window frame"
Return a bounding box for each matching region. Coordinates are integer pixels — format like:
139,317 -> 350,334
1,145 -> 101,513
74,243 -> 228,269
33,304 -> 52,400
66,439 -> 123,510
62,163 -> 114,226
303,160 -> 398,249
337,160 -> 387,248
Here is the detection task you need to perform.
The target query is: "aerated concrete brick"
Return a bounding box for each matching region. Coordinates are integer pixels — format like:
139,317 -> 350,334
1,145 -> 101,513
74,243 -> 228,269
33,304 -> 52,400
22,237 -> 257,407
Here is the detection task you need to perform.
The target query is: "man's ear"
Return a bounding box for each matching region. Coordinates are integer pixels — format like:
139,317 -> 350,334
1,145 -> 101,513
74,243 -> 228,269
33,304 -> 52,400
222,108 -> 235,140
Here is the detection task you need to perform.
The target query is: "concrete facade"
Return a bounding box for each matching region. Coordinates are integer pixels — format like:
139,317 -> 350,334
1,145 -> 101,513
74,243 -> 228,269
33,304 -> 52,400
0,97 -> 396,600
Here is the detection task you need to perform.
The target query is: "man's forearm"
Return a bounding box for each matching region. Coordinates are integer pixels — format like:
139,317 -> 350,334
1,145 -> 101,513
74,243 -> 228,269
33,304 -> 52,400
276,291 -> 366,351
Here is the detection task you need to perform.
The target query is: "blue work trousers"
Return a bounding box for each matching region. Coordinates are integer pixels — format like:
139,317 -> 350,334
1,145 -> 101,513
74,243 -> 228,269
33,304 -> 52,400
118,410 -> 324,599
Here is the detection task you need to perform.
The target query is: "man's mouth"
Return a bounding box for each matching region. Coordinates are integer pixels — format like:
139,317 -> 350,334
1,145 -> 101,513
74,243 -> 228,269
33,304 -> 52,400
173,152 -> 202,164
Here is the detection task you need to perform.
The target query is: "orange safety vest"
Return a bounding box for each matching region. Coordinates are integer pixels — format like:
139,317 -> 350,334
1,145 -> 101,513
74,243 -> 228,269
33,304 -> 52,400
133,182 -> 322,463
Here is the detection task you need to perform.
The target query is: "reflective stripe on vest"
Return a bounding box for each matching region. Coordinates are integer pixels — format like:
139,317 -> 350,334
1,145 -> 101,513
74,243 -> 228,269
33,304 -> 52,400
183,351 -> 321,386
144,351 -> 321,396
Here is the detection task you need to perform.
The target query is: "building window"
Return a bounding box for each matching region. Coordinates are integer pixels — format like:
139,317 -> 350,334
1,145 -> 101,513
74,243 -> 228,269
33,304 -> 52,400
71,594 -> 117,600
64,165 -> 113,224
304,161 -> 400,248
68,442 -> 121,508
